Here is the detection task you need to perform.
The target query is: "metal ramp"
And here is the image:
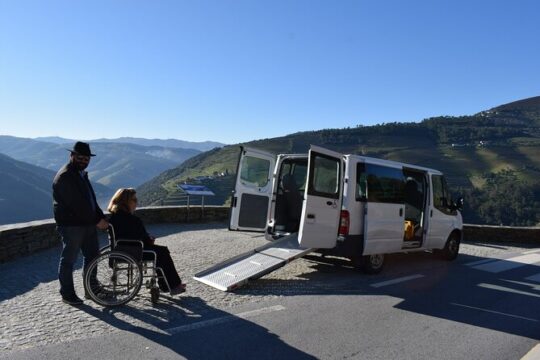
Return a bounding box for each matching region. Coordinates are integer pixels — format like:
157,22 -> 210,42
193,234 -> 313,291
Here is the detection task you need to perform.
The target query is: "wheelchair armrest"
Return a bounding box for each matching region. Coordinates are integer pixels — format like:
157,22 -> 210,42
116,239 -> 144,248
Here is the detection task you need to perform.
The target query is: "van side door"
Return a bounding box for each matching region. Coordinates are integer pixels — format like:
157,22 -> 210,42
360,162 -> 406,255
229,146 -> 276,232
298,145 -> 343,248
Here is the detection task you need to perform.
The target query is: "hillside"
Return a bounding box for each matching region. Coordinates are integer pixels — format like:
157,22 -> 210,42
137,96 -> 540,226
0,137 -> 201,190
0,154 -> 114,225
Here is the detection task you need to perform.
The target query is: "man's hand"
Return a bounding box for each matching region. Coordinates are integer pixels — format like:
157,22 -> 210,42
96,219 -> 109,230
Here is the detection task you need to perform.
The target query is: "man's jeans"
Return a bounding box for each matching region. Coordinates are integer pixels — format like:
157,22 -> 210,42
57,225 -> 99,297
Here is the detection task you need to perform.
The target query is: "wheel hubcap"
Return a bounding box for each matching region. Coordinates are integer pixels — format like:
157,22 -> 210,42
371,255 -> 383,268
449,238 -> 458,254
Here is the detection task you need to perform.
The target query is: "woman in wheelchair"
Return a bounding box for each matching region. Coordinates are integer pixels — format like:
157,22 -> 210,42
108,188 -> 186,295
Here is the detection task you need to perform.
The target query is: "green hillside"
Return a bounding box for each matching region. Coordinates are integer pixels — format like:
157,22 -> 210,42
137,96 -> 540,226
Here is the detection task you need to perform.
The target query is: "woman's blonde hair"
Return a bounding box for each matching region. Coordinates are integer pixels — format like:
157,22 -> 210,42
108,188 -> 137,213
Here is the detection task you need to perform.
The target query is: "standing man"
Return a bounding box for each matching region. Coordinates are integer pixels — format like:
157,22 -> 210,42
53,141 -> 109,305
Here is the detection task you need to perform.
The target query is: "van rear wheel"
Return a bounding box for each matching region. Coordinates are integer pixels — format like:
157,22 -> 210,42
361,254 -> 385,274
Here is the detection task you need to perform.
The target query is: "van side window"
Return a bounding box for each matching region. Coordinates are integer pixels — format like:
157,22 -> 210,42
356,163 -> 405,203
308,154 -> 340,199
432,175 -> 455,215
240,156 -> 270,188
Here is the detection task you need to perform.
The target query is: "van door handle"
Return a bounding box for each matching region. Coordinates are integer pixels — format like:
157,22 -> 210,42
307,214 -> 315,219
399,208 -> 403,217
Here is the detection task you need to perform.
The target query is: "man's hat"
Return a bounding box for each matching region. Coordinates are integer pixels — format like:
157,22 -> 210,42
67,141 -> 96,157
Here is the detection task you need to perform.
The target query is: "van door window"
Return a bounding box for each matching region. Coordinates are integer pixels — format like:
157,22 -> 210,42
356,163 -> 404,203
240,156 -> 271,188
432,175 -> 455,215
308,154 -> 340,199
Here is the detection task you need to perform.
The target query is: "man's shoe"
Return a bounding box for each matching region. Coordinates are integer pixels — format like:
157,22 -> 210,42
62,294 -> 84,305
170,283 -> 186,296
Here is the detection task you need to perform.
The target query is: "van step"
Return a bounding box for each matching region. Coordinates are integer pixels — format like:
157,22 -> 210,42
402,241 -> 421,248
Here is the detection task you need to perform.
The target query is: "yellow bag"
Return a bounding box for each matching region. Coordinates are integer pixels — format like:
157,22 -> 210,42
404,220 -> 414,241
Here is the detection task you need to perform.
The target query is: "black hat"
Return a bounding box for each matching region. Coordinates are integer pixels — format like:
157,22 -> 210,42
67,141 -> 96,157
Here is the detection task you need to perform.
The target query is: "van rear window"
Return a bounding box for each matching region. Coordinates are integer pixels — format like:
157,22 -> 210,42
307,153 -> 341,199
240,156 -> 271,188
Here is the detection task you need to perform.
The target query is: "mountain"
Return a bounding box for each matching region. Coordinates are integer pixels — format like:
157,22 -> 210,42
91,137 -> 225,151
34,136 -> 225,151
34,136 -> 76,144
0,136 -> 200,190
491,95 -> 540,114
137,96 -> 540,226
0,153 -> 114,225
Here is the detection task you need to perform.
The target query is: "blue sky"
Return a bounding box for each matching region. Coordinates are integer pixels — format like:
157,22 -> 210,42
1,0 -> 539,144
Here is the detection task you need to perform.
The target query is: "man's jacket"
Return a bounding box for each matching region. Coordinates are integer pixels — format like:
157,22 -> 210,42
53,162 -> 105,226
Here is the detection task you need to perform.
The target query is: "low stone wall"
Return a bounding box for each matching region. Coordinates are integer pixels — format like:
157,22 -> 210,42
0,219 -> 59,264
135,205 -> 229,224
1,207 -> 539,264
0,206 -> 230,264
463,224 -> 540,244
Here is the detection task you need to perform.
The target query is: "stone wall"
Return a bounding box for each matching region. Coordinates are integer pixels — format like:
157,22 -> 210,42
0,206 -> 230,264
0,219 -> 59,264
463,224 -> 540,244
1,206 -> 539,264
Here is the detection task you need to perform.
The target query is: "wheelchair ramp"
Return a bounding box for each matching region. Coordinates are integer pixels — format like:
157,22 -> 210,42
193,234 -> 313,291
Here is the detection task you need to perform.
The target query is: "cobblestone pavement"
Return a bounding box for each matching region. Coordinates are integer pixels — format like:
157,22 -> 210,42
0,222 -> 536,353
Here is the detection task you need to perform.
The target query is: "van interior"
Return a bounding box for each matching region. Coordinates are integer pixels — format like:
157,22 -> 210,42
273,158 -> 308,234
403,169 -> 427,247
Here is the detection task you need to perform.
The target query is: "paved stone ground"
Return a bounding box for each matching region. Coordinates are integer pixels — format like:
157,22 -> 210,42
0,222 -> 536,353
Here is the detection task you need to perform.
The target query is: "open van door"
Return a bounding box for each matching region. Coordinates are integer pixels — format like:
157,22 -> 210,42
298,146 -> 343,248
360,162 -> 405,255
229,147 -> 275,232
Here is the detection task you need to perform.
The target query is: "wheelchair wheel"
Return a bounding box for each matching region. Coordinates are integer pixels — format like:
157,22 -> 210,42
84,251 -> 143,307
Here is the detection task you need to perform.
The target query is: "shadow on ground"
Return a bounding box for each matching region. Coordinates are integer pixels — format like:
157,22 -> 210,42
236,250 -> 540,341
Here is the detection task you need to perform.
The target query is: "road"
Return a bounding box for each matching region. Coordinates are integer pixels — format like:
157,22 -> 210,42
1,223 -> 539,359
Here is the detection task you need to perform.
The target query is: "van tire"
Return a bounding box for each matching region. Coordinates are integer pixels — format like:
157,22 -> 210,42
440,234 -> 460,261
361,254 -> 385,274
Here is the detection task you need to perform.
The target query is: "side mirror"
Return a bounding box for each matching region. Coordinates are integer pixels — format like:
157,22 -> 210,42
456,197 -> 464,211
448,197 -> 463,211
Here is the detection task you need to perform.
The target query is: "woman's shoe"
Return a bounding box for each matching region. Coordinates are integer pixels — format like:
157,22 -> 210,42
170,283 -> 186,295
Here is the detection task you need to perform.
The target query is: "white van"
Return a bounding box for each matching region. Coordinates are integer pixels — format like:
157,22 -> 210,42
229,145 -> 463,273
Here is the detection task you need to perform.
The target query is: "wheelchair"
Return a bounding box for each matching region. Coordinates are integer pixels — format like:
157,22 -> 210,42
83,225 -> 171,307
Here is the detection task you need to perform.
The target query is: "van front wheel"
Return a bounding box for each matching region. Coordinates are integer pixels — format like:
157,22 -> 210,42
440,234 -> 460,261
362,254 -> 385,274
